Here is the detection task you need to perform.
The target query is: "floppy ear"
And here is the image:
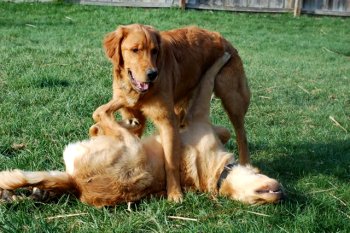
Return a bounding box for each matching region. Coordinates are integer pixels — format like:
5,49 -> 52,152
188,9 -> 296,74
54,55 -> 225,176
144,25 -> 161,47
103,26 -> 126,68
143,26 -> 163,68
89,124 -> 104,137
153,30 -> 162,63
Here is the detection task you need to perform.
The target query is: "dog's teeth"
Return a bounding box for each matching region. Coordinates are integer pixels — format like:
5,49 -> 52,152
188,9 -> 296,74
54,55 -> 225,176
268,190 -> 281,194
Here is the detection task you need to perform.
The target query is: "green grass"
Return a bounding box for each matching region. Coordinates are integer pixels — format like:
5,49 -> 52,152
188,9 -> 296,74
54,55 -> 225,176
0,2 -> 349,232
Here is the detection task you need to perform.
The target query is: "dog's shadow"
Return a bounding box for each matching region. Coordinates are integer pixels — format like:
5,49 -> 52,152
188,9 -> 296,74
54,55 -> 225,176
247,139 -> 350,204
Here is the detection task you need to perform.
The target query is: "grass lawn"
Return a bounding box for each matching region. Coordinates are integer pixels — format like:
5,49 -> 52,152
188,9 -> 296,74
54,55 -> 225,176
0,2 -> 349,232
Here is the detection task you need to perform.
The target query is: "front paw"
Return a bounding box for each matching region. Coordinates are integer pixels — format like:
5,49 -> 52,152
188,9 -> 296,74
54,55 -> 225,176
126,118 -> 140,127
167,191 -> 183,203
92,105 -> 108,123
119,118 -> 141,130
92,110 -> 102,123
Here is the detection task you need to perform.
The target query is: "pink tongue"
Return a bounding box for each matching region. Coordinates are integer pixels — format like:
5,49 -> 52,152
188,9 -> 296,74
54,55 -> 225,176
138,82 -> 149,91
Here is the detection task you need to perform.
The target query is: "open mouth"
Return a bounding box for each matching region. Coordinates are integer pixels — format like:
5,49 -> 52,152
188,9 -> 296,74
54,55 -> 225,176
256,189 -> 283,195
255,189 -> 284,203
255,187 -> 284,203
128,70 -> 150,93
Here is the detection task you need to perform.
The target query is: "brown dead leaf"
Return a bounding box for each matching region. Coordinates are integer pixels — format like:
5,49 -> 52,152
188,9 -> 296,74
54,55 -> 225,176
11,143 -> 26,150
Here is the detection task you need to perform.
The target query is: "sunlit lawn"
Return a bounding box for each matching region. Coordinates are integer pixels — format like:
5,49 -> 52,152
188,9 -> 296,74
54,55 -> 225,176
0,2 -> 349,232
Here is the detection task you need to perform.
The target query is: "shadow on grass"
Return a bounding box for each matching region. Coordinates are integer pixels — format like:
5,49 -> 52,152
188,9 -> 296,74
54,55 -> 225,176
251,138 -> 350,184
0,194 -> 82,221
0,147 -> 20,158
0,144 -> 25,158
35,77 -> 69,88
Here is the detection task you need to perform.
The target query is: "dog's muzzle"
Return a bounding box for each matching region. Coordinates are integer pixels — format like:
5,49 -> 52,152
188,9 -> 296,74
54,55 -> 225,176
128,70 -> 151,93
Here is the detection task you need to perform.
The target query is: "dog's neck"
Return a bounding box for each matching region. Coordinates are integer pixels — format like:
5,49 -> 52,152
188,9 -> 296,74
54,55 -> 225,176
179,122 -> 235,193
216,163 -> 237,190
194,150 -> 234,194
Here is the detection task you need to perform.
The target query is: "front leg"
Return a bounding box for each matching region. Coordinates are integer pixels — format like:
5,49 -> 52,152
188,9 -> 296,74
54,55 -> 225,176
93,99 -> 146,137
144,103 -> 183,202
92,98 -> 125,123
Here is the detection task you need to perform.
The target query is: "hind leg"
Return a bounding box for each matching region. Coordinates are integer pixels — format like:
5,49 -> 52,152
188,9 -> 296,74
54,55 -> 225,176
214,59 -> 251,165
212,125 -> 231,145
0,189 -> 16,202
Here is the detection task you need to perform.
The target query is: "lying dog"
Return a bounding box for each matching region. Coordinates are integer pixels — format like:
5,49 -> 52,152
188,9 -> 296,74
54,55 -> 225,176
98,24 -> 251,201
0,54 -> 282,207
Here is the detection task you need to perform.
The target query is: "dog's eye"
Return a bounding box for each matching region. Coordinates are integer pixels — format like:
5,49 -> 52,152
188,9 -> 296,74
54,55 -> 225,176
151,48 -> 158,55
132,48 -> 139,53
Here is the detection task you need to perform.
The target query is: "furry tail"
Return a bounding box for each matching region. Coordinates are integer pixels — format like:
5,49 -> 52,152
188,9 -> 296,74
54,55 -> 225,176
0,170 -> 76,194
185,52 -> 231,124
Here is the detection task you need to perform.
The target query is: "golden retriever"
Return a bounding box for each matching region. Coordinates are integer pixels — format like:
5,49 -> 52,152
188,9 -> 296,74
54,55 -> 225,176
97,24 -> 251,201
0,54 -> 282,207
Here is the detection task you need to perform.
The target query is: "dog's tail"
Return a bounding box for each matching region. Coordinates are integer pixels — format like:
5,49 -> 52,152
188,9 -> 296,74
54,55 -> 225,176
0,170 -> 76,194
185,52 -> 231,124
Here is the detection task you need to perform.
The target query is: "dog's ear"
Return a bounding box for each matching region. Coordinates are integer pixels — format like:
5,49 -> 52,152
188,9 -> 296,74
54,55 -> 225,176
103,26 -> 126,68
89,124 -> 104,137
144,25 -> 161,48
143,25 -> 163,68
153,30 -> 162,64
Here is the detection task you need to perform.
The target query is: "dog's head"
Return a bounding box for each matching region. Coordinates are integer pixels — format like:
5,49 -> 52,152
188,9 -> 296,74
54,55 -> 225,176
104,24 -> 161,94
219,165 -> 284,204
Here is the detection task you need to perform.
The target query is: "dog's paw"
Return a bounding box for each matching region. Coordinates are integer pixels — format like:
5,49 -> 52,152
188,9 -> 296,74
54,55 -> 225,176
125,118 -> 140,127
92,109 -> 103,123
0,189 -> 17,203
167,191 -> 183,203
119,118 -> 142,131
30,187 -> 52,201
92,104 -> 112,123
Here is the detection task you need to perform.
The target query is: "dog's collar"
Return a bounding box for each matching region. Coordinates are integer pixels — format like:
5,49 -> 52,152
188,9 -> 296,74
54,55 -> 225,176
217,163 -> 237,190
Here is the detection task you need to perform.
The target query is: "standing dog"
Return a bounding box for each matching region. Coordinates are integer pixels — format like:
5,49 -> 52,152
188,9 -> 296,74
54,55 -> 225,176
97,24 -> 251,201
0,54 -> 282,207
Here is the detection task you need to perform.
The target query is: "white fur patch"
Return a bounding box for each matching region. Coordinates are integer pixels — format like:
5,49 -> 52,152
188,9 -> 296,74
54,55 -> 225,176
49,171 -> 64,176
23,171 -> 43,183
63,141 -> 88,175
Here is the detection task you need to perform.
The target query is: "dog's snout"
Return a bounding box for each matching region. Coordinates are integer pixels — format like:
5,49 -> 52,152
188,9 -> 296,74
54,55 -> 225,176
146,68 -> 158,82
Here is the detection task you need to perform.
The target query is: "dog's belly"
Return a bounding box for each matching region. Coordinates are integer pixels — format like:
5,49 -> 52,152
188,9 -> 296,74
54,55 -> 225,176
180,146 -> 200,191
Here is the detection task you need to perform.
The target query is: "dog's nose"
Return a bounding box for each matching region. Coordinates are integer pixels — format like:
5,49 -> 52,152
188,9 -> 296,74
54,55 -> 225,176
146,68 -> 158,82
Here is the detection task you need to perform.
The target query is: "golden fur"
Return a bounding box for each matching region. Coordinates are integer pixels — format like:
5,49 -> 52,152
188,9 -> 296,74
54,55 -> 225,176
0,54 -> 282,207
97,24 -> 251,201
